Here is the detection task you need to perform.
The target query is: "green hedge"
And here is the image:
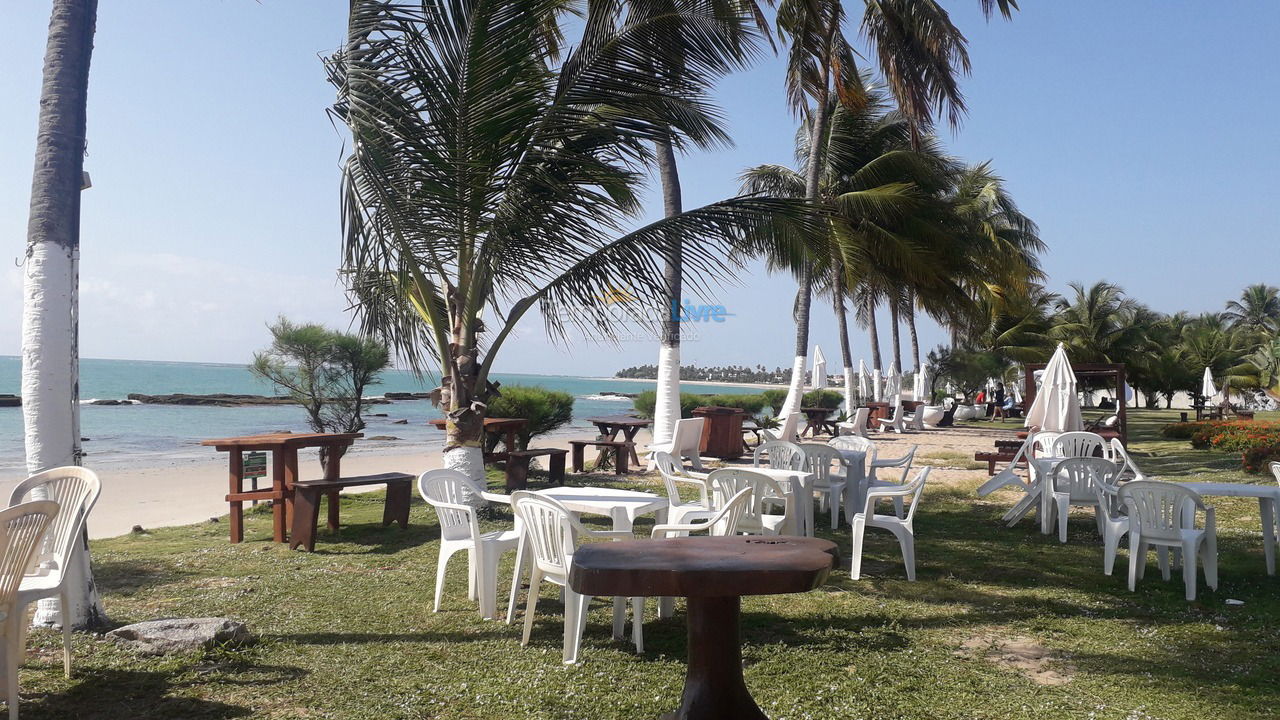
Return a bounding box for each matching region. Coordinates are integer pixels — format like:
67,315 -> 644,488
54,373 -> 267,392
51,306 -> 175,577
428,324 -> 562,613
631,390 -> 774,419
485,385 -> 573,450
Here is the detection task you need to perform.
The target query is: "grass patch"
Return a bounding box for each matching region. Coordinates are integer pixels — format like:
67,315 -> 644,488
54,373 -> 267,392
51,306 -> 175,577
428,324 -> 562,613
15,417 -> 1280,719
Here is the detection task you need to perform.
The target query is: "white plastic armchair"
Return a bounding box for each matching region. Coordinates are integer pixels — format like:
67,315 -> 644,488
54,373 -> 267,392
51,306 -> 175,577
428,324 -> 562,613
1109,438 -> 1146,482
653,451 -> 712,525
976,436 -> 1033,497
7,466 -> 101,679
0,500 -> 58,720
1049,458 -> 1116,543
797,443 -> 849,529
867,444 -> 918,519
1049,431 -> 1106,459
1119,481 -> 1218,601
875,405 -> 905,434
752,440 -> 806,471
650,489 -> 752,539
906,406 -> 925,431
647,417 -> 705,471
510,491 -> 643,663
836,407 -> 870,438
850,467 -> 931,581
419,469 -> 519,620
707,469 -> 795,536
1030,432 -> 1062,458
1094,474 -> 1130,576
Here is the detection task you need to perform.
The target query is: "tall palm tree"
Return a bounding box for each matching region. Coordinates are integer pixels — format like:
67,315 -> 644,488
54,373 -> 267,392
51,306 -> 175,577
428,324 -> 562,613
1224,283 -> 1280,336
1050,281 -> 1148,363
333,1 -> 822,481
21,0 -> 106,630
770,0 -> 1020,417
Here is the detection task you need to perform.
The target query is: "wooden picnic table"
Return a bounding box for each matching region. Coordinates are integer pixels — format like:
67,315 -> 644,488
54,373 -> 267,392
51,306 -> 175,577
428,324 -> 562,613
586,415 -> 649,467
427,417 -> 528,462
202,432 -> 361,544
570,536 -> 837,720
798,406 -> 837,437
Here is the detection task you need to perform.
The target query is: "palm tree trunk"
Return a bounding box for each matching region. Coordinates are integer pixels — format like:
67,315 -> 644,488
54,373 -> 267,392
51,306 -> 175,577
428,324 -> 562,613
867,297 -> 882,371
21,0 -> 104,632
907,292 -> 921,372
440,342 -> 486,493
834,290 -> 854,410
652,136 -> 683,449
889,300 -> 902,371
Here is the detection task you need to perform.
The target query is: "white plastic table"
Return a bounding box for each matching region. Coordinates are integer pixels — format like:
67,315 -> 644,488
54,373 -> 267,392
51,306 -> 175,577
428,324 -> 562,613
746,467 -> 816,537
1173,481 -> 1279,575
835,450 -> 868,524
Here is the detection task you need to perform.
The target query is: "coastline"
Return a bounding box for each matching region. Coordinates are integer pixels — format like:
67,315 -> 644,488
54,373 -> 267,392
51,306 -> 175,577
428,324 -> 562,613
592,376 -> 789,391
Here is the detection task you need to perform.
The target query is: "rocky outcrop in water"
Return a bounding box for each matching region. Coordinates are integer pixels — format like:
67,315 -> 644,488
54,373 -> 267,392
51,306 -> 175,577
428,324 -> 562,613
0,394 -> 20,407
126,393 -> 390,406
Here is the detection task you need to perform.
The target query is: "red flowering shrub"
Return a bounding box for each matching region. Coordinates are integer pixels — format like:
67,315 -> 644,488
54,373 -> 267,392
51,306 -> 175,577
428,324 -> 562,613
1165,420 -> 1280,472
1242,445 -> 1280,475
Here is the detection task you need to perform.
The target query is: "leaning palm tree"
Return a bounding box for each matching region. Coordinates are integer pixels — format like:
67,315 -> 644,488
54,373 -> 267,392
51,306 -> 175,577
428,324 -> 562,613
770,0 -> 1020,417
21,0 -> 106,630
332,1 -> 821,480
1224,283 -> 1280,336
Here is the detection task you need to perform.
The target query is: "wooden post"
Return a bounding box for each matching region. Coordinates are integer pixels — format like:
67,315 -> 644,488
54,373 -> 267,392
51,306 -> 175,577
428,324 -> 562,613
1116,364 -> 1128,444
228,450 -> 244,543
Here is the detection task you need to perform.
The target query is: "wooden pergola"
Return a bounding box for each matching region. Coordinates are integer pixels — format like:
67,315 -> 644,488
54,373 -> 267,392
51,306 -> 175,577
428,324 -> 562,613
1023,362 -> 1128,444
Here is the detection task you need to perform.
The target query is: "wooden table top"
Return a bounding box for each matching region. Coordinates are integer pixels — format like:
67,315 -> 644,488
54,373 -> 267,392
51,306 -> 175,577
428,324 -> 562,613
586,415 -> 650,427
201,432 -> 363,450
426,417 -> 528,430
569,536 -> 837,598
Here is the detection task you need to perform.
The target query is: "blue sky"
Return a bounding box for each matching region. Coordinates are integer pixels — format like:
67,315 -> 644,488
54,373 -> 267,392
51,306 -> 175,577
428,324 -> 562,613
2,1 -> 1277,376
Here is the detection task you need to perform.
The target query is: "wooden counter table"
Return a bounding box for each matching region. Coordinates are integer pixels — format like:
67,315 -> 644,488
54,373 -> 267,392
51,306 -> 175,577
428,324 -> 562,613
570,536 -> 837,720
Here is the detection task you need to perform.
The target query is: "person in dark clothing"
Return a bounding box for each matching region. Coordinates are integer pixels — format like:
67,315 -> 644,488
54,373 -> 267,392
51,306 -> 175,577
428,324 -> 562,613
992,383 -> 1007,421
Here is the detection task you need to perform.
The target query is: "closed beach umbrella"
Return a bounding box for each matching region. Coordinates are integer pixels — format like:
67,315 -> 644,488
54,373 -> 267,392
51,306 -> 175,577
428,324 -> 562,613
915,364 -> 931,402
883,364 -> 900,404
871,367 -> 882,402
1201,367 -> 1219,403
857,360 -> 871,398
811,345 -> 827,391
1025,343 -> 1083,433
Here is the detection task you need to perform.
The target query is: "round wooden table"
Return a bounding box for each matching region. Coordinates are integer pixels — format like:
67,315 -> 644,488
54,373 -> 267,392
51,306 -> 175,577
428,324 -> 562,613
569,536 -> 838,720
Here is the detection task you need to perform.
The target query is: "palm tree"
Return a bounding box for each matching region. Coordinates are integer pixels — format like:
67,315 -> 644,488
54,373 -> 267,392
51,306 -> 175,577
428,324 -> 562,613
21,0 -> 106,630
1224,283 -> 1280,336
333,1 -> 822,481
770,0 -> 1020,417
1049,281 -> 1147,363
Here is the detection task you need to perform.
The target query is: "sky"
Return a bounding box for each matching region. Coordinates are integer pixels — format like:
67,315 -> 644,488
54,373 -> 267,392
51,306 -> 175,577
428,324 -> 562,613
2,1 -> 1278,377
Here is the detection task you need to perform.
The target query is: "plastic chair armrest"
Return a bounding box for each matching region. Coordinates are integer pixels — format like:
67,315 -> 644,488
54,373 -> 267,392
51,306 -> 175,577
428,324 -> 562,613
480,491 -> 512,505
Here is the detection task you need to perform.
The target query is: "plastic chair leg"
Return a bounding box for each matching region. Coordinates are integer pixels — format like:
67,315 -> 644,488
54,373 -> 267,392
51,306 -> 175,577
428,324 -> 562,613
60,589 -> 72,678
611,598 -> 626,641
521,569 -> 542,647
1056,496 -> 1070,543
477,545 -> 503,620
850,519 -> 867,580
1203,534 -> 1219,590
6,618 -> 18,720
631,597 -> 645,653
1102,526 -> 1124,576
467,548 -> 477,601
1128,538 -> 1145,591
506,539 -> 526,624
433,545 -> 453,612
1181,539 -> 1199,601
564,591 -> 590,665
898,531 -> 917,581
1157,547 -> 1172,581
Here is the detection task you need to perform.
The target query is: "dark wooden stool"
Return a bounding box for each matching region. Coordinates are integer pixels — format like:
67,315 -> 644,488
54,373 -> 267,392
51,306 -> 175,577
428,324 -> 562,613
503,448 -> 568,490
571,536 -> 837,720
289,472 -> 415,551
974,451 -> 1021,476
568,440 -> 634,475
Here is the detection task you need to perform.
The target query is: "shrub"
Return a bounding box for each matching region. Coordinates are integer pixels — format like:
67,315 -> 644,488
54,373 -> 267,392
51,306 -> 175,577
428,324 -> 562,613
1160,422 -> 1202,439
632,391 -> 773,419
485,385 -> 573,450
761,388 -> 787,414
803,389 -> 844,409
1242,445 -> 1280,475
632,390 -> 657,418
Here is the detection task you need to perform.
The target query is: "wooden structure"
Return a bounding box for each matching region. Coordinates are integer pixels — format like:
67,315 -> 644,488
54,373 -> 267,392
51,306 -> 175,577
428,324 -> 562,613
289,472 -> 414,552
570,536 -> 837,720
503,448 -> 567,491
586,415 -> 650,467
569,439 -> 635,475
691,406 -> 745,460
202,432 -> 361,543
426,417 -> 528,462
797,407 -> 837,437
863,401 -> 891,428
1023,362 -> 1129,444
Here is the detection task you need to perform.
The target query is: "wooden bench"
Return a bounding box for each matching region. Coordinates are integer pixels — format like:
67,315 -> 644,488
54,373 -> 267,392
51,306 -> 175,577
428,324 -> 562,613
974,451 -> 1022,476
994,439 -> 1023,452
569,440 -> 635,475
289,472 -> 415,552
504,448 -> 568,491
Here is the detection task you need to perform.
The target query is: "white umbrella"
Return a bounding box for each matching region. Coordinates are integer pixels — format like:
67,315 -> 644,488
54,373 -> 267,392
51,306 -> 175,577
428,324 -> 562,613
883,363 -> 901,404
811,345 -> 827,391
915,364 -> 931,402
1025,343 -> 1083,433
871,367 -> 882,402
1201,367 -> 1219,403
857,360 -> 871,398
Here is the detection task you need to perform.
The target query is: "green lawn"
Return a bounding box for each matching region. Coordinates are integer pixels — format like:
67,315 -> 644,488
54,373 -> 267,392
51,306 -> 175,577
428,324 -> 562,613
16,409 -> 1280,719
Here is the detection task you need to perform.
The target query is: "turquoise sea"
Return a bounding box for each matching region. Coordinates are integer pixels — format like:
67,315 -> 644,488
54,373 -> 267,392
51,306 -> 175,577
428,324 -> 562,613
0,356 -> 761,472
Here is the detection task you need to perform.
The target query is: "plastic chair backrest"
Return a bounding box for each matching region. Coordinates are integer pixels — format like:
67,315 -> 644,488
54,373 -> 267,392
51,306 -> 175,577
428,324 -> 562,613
1109,438 -> 1145,481
851,407 -> 870,431
709,488 -> 752,536
418,469 -> 483,542
708,469 -> 789,529
9,467 -> 100,578
797,444 -> 846,484
510,491 -> 577,578
1270,461 -> 1279,486
654,451 -> 708,509
753,441 -> 806,471
0,501 -> 58,616
1030,432 -> 1061,457
673,417 -> 705,451
1050,432 -> 1105,459
901,467 -> 931,524
1053,457 -> 1117,503
1119,481 -> 1207,544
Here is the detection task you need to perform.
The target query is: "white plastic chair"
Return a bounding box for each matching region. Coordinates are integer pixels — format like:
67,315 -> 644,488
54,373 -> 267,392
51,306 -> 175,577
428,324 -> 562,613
797,444 -> 848,529
418,469 -> 519,620
1094,474 -> 1130,576
650,488 -> 752,539
906,406 -> 925,431
1030,431 -> 1062,457
1119,481 -> 1218,601
1049,431 -> 1106,459
836,407 -> 870,438
1109,438 -> 1146,482
976,435 -> 1033,497
850,467 -> 930,581
7,467 -> 101,679
1049,457 -> 1116,543
775,412 -> 801,443
707,469 -> 794,536
752,440 -> 806,471
867,445 -> 918,519
1268,461 -> 1279,485
0,500 -> 59,720
653,451 -> 712,526
875,405 -> 905,434
647,417 -> 705,471
510,491 -> 642,663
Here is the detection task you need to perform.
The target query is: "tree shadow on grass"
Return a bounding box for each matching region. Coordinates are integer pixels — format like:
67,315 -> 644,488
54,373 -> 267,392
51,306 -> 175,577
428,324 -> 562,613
21,662 -> 306,720
92,559 -> 196,595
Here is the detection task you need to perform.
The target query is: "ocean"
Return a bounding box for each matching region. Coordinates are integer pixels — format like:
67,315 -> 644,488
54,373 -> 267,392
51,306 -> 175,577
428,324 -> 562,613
0,356 -> 763,472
